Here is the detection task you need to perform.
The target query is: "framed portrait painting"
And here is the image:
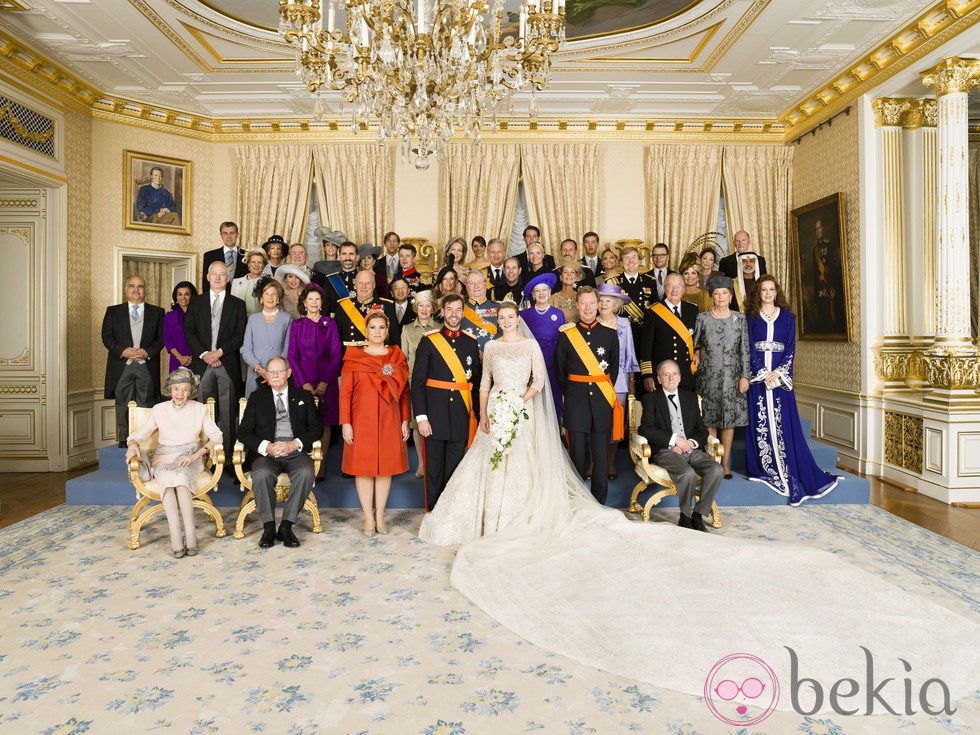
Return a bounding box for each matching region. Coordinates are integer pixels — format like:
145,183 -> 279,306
791,192 -> 852,341
123,150 -> 191,235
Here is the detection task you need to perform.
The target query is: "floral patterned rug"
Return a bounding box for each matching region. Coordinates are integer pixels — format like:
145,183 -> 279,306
0,504 -> 976,734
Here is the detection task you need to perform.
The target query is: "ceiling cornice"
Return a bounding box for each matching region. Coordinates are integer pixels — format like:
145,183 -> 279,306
1,1 -> 979,144
780,0 -> 980,138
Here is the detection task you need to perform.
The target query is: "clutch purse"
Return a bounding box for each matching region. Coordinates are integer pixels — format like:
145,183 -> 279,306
136,451 -> 152,482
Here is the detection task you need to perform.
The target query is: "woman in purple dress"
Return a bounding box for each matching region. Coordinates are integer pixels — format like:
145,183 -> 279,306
597,283 -> 639,480
519,272 -> 564,420
163,281 -> 197,373
744,275 -> 839,505
288,283 -> 342,479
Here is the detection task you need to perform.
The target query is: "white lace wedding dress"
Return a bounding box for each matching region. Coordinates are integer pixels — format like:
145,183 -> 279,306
418,336 -> 979,714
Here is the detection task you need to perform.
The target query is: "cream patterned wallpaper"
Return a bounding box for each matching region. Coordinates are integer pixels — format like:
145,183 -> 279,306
65,109 -> 93,394
84,121 -> 235,391
791,111 -> 862,393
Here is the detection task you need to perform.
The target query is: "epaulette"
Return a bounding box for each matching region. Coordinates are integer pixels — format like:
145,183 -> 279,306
423,328 -> 441,336
558,322 -> 576,332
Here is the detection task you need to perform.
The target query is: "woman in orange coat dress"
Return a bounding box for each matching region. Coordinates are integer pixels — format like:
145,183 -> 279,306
340,311 -> 410,537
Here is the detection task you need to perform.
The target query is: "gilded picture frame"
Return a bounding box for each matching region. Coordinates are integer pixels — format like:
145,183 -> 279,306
790,192 -> 852,341
123,150 -> 191,235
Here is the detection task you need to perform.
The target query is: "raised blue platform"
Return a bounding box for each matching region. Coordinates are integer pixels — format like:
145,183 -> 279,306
66,419 -> 869,509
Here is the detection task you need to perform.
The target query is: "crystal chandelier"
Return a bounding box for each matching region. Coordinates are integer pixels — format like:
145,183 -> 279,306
279,0 -> 566,169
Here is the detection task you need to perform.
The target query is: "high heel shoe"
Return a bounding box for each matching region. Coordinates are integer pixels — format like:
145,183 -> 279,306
363,522 -> 376,538
172,548 -> 186,559
376,522 -> 389,535
185,547 -> 198,557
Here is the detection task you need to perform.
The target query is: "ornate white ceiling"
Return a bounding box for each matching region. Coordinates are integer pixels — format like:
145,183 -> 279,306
0,0 -> 949,121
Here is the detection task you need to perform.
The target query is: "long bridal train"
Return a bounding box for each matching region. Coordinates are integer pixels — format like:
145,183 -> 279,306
419,332 -> 979,715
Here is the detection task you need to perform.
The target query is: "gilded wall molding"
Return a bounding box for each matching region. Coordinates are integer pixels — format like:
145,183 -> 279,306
0,198 -> 37,207
781,0 -> 980,138
920,56 -> 980,95
884,410 -> 923,474
922,353 -> 980,389
0,384 -> 38,394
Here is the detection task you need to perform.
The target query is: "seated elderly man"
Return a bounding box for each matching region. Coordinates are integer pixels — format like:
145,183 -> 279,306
638,359 -> 723,532
237,355 -> 322,548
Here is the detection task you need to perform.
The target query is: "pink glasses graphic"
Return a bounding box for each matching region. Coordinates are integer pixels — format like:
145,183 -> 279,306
714,677 -> 766,701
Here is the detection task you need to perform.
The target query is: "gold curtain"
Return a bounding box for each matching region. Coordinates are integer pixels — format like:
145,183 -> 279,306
235,145 -> 314,248
312,144 -> 393,246
439,142 -> 520,249
520,143 -> 601,255
968,143 -> 980,338
646,144 -> 723,269
722,144 -> 795,290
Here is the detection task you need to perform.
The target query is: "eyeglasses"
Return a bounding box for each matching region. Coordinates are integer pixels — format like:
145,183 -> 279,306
714,678 -> 765,701
267,369 -> 288,376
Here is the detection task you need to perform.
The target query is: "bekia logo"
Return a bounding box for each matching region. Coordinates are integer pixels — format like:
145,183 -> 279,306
705,647 -> 957,725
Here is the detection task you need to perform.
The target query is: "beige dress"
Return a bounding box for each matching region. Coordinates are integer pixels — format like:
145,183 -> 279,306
128,400 -> 222,489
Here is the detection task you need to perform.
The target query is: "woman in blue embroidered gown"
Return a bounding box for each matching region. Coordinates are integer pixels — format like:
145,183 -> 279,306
744,275 -> 838,504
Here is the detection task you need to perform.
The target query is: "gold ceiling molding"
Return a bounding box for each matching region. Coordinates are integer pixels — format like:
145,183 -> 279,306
780,0 -> 980,138
579,22 -> 722,64
160,0 -> 294,51
920,55 -> 980,94
179,22 -> 294,66
0,0 -> 29,10
872,97 -> 937,128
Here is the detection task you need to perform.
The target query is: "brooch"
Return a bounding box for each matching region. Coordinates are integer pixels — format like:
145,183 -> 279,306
382,364 -> 394,376
550,314 -> 558,321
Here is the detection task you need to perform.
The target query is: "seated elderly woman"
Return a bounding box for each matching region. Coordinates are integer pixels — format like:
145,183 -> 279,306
125,368 -> 222,557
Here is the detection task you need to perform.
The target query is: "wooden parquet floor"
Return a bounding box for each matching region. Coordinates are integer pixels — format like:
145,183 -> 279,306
0,469 -> 977,550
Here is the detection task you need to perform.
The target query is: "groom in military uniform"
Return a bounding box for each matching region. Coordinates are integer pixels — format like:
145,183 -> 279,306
555,286 -> 620,505
411,293 -> 482,510
334,269 -> 400,352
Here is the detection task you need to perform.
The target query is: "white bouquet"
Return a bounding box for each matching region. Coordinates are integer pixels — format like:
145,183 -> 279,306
488,388 -> 530,471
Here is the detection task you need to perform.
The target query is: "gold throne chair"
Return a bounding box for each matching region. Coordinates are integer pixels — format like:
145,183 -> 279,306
125,398 -> 227,550
232,397 -> 324,539
626,394 -> 723,528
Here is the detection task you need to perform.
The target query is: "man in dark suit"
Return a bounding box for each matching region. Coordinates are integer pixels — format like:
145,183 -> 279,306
641,273 -> 698,392
375,230 -> 401,280
390,276 -> 416,327
411,293 -> 482,511
552,239 -> 596,288
555,287 -> 620,505
483,239 -> 508,290
237,356 -> 321,548
184,260 -> 247,470
580,231 -> 604,279
201,221 -> 247,290
493,257 -> 525,303
101,276 -> 165,446
638,359 -> 722,531
719,230 -> 767,279
647,242 -> 676,302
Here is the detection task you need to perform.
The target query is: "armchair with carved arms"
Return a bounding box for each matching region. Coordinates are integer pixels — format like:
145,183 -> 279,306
627,394 -> 723,528
125,398 -> 227,550
232,397 -> 324,539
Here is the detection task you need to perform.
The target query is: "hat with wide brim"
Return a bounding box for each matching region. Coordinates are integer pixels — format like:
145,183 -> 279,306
313,226 -> 348,246
312,259 -> 342,277
523,272 -> 558,299
274,263 -> 310,287
357,243 -> 383,261
596,282 -> 632,304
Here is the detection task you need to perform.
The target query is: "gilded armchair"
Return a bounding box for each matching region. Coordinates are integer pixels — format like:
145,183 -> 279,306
125,398 -> 227,550
627,394 -> 723,528
232,397 -> 324,539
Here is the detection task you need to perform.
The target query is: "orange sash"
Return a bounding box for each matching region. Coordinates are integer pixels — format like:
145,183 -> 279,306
427,333 -> 477,446
338,298 -> 366,339
463,304 -> 498,336
564,328 -> 624,441
652,302 -> 697,373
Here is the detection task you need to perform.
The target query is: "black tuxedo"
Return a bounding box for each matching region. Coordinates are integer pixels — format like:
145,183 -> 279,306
411,328 -> 482,510
238,385 -> 322,466
102,301 -> 165,442
638,388 -> 721,519
334,297 -> 400,350
375,253 -> 401,280
238,384 -> 322,526
639,299 -> 698,389
101,302 -> 165,399
183,291 -> 247,462
719,252 -> 767,280
554,321 -> 620,504
645,266 -> 677,301
202,246 -> 248,290
392,300 -> 416,328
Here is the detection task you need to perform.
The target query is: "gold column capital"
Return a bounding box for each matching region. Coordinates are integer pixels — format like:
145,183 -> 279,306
920,57 -> 980,96
872,97 -> 914,127
901,98 -> 938,129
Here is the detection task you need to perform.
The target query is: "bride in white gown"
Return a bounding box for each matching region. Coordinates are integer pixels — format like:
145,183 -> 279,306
419,303 -> 978,716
